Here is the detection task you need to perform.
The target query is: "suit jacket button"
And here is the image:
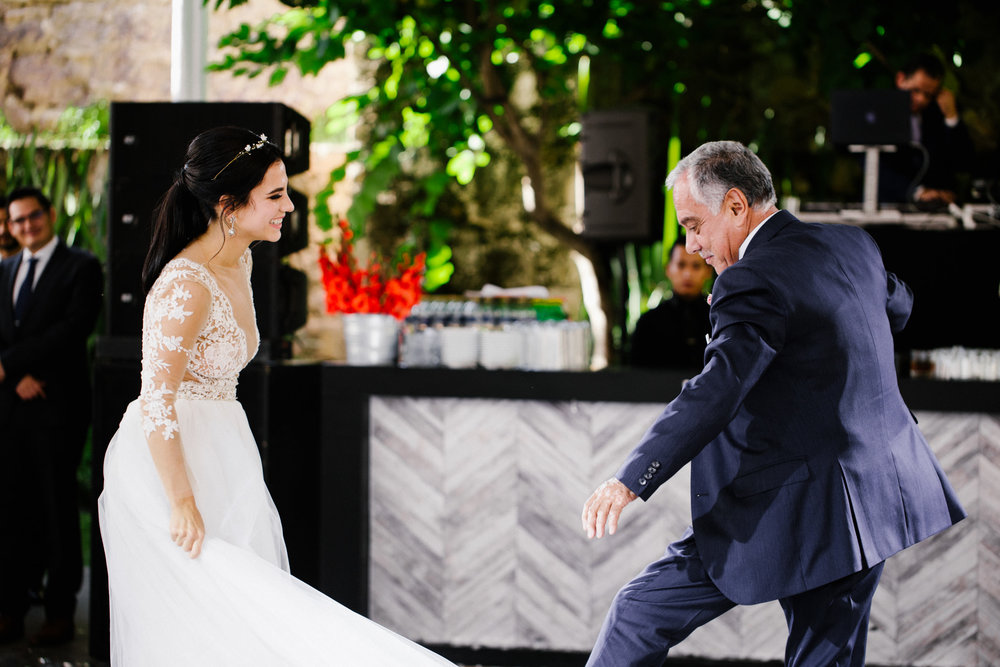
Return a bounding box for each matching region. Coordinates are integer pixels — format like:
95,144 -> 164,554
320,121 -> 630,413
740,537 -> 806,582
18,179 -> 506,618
644,472 -> 653,480
638,478 -> 647,486
651,461 -> 661,469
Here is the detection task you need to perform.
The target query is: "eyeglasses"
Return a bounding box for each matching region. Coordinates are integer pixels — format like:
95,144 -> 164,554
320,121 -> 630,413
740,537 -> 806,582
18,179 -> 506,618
9,209 -> 47,226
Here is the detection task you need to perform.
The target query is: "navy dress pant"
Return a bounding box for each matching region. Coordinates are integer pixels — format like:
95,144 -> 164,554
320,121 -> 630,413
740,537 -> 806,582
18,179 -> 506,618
0,397 -> 86,621
587,528 -> 883,667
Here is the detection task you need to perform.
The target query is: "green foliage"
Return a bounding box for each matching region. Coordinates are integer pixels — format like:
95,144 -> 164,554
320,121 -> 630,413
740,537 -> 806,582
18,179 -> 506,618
207,0 -> 999,353
423,217 -> 455,291
1,102 -> 110,260
207,0 -> 611,293
207,0 -> 995,210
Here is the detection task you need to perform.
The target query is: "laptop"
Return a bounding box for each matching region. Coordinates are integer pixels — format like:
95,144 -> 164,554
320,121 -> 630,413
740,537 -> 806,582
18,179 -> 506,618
830,90 -> 911,145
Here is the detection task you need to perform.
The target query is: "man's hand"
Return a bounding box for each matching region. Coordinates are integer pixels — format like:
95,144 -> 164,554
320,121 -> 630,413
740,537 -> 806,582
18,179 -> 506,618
15,374 -> 46,400
915,187 -> 956,204
936,88 -> 959,122
582,478 -> 638,539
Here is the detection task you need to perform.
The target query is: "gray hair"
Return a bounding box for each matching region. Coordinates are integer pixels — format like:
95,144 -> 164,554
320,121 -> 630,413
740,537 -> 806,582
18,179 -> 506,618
665,141 -> 777,214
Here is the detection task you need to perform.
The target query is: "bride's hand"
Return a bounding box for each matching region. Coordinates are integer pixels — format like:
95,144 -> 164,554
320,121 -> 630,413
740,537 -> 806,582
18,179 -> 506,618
169,496 -> 205,559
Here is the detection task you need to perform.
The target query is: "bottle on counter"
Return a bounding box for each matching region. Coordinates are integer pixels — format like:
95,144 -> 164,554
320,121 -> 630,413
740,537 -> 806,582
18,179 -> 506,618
398,302 -> 441,367
439,299 -> 479,369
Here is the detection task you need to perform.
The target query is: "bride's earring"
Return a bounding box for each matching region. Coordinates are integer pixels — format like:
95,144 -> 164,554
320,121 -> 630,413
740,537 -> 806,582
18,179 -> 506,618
226,215 -> 237,237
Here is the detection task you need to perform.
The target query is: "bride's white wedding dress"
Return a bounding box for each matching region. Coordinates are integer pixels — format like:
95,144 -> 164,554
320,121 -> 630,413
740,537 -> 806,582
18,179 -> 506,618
99,251 -> 453,666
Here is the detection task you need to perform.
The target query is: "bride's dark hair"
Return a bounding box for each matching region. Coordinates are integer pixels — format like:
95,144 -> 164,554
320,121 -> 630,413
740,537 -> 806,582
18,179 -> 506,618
142,126 -> 284,293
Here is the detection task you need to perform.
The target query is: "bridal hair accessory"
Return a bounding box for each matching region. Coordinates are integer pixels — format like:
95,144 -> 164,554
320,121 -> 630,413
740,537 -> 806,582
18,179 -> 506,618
226,215 -> 237,236
212,133 -> 269,181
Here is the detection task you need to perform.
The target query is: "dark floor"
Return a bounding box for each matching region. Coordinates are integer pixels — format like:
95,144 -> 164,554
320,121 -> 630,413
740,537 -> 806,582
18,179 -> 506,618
0,568 -> 106,667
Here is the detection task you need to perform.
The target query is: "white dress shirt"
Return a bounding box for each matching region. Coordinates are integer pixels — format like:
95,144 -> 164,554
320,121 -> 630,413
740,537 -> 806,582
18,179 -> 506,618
12,235 -> 59,301
738,210 -> 780,260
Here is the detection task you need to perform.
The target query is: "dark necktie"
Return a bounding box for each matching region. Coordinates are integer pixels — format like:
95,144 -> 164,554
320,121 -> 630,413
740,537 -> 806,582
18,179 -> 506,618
13,257 -> 38,327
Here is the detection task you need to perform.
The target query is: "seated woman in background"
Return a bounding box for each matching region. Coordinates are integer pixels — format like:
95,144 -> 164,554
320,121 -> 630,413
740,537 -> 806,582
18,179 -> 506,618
628,239 -> 713,370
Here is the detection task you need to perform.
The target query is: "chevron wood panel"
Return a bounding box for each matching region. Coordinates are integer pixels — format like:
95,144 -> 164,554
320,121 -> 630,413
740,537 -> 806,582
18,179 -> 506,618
977,415 -> 1000,667
369,397 -> 448,640
367,398 -> 987,665
514,401 -> 593,649
441,398 -> 521,647
888,412 -> 982,667
584,402 -> 687,644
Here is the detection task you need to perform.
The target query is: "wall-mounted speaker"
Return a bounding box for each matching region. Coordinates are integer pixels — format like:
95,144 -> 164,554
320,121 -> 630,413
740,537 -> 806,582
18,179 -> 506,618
580,109 -> 667,242
106,101 -> 311,358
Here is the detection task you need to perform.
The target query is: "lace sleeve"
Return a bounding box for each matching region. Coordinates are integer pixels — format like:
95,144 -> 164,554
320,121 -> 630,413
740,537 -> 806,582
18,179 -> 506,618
139,277 -> 212,441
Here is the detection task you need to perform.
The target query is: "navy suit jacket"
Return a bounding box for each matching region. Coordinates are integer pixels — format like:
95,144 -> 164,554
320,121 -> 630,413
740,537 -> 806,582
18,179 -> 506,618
617,211 -> 965,605
0,240 -> 103,425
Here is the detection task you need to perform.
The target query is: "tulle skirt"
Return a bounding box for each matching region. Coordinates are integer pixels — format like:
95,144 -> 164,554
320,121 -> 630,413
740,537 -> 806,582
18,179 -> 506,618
99,398 -> 454,666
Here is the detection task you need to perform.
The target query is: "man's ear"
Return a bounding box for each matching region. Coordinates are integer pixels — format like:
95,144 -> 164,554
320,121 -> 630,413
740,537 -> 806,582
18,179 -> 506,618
724,188 -> 748,220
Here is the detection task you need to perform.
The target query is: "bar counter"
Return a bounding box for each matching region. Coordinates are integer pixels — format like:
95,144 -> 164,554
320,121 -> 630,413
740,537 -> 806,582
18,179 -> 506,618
298,364 -> 997,666
319,363 -> 1000,410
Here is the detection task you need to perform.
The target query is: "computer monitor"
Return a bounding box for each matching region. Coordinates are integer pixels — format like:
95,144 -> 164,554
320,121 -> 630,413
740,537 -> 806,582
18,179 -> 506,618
830,90 -> 911,146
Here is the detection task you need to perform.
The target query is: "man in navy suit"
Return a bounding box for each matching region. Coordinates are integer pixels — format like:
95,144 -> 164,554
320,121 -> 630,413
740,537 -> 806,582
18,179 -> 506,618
0,187 -> 102,646
582,141 -> 965,666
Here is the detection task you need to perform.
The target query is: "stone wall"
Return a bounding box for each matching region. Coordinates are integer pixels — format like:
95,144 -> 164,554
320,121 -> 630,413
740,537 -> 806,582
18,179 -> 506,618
0,0 -> 361,358
0,0 -> 360,131
1,1 -> 169,130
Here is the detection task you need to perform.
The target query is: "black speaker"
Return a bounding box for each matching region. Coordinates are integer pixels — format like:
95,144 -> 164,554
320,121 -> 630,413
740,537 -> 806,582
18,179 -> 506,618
106,101 -> 311,357
580,109 -> 667,242
88,358 -> 141,660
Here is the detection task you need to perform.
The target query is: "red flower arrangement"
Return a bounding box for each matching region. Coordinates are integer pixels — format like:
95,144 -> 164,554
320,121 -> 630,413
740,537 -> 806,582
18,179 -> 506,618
318,219 -> 426,320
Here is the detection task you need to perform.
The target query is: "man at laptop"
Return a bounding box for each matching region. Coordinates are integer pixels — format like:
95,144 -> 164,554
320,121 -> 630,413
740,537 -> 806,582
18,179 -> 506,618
880,52 -> 974,206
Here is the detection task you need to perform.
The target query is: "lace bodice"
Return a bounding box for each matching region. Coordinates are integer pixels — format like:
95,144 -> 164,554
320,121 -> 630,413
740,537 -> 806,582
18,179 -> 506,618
139,251 -> 259,440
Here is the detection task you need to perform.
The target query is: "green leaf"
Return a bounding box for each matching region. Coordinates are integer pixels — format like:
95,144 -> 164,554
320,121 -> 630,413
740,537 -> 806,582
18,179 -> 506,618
425,244 -> 453,267
423,263 -> 455,292
269,67 -> 289,86
445,149 -> 477,184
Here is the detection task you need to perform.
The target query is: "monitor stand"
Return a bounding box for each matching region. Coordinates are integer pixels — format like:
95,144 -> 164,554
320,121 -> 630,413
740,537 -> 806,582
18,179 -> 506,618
848,144 -> 897,215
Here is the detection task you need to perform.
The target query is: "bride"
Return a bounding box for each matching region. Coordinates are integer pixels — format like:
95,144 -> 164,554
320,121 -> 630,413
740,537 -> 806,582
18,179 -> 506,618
98,126 -> 454,666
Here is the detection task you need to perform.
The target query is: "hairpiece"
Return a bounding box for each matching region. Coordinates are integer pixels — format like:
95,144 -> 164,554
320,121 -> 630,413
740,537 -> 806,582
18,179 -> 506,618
211,133 -> 269,181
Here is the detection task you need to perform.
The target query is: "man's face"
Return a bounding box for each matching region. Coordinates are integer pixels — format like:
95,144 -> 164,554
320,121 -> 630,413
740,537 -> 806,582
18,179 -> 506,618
7,197 -> 56,253
666,243 -> 712,298
895,68 -> 941,113
674,174 -> 748,275
0,207 -> 18,254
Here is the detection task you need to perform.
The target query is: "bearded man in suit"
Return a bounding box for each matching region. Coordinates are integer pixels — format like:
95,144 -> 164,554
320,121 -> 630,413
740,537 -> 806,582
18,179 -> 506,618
582,141 -> 965,667
0,187 -> 102,646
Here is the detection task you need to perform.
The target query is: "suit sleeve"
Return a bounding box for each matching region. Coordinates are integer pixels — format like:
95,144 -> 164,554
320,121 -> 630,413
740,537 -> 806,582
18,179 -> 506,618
885,272 -> 913,334
615,264 -> 787,499
0,254 -> 102,378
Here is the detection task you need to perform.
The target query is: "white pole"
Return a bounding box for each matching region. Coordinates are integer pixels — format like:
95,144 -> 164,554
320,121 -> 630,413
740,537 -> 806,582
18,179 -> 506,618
171,0 -> 207,101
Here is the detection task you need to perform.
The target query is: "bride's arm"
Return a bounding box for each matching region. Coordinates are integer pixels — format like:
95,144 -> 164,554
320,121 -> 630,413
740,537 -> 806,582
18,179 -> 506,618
139,276 -> 212,558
